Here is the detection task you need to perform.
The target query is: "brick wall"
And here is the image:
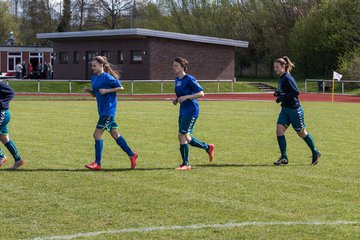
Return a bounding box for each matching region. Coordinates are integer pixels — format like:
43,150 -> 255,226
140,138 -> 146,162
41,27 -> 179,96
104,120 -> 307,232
1,52 -> 6,72
148,37 -> 235,80
53,38 -> 150,80
52,37 -> 236,80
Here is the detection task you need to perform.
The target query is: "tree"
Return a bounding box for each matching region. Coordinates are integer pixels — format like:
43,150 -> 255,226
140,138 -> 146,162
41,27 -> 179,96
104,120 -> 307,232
0,2 -> 20,45
73,0 -> 89,30
57,0 -> 72,32
20,0 -> 56,45
91,0 -> 134,29
290,0 -> 360,78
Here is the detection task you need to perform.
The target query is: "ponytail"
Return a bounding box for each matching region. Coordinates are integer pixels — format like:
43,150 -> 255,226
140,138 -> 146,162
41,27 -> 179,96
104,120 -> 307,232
275,56 -> 295,72
93,55 -> 121,79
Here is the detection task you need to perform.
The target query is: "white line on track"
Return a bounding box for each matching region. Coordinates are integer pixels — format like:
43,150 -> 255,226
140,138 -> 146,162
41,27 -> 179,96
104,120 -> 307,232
31,221 -> 358,240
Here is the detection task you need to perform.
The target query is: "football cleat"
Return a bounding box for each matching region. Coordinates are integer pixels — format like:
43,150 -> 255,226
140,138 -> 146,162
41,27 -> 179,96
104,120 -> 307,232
85,162 -> 101,170
12,159 -> 24,170
130,152 -> 138,169
175,164 -> 191,171
273,157 -> 288,166
311,151 -> 321,165
0,157 -> 7,167
207,144 -> 215,162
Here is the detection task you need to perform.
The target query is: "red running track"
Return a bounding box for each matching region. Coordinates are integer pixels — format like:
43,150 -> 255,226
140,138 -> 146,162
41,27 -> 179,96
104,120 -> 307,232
16,92 -> 360,103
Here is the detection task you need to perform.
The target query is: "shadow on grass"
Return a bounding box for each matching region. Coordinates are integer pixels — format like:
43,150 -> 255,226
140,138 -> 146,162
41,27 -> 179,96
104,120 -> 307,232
193,163 -> 310,168
0,163 -> 310,172
0,167 -> 175,172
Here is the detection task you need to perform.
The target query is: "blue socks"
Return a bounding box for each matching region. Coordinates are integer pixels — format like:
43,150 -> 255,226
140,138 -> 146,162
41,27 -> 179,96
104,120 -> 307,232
95,139 -> 103,165
189,137 -> 209,150
116,136 -> 134,157
277,135 -> 287,159
303,134 -> 318,155
5,140 -> 21,162
180,143 -> 189,166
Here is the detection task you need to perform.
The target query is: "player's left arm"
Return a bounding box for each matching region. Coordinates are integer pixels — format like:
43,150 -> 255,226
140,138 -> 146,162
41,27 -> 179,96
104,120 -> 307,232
99,86 -> 124,95
99,75 -> 124,95
177,77 -> 204,103
277,78 -> 299,102
177,91 -> 204,103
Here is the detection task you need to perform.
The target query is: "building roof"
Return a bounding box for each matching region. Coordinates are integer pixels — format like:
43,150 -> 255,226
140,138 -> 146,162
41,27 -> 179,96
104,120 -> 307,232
0,46 -> 53,52
37,28 -> 249,48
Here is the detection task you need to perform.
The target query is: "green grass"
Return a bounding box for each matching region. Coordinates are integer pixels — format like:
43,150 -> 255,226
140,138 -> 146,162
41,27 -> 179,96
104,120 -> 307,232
0,100 -> 359,239
6,80 -> 260,94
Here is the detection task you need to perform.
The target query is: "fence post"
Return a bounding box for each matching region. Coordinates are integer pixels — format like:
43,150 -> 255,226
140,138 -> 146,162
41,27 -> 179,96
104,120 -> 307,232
161,80 -> 163,94
322,80 -> 325,93
37,79 -> 40,94
217,79 -> 220,93
232,78 -> 235,93
342,81 -> 344,94
6,79 -> 9,86
131,80 -> 134,94
304,79 -> 307,93
69,79 -> 72,94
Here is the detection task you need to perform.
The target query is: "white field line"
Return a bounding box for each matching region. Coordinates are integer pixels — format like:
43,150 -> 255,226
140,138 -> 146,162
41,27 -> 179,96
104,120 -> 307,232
31,221 -> 358,240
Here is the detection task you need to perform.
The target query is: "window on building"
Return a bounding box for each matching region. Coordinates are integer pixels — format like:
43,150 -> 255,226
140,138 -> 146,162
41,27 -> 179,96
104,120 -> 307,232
100,51 -> 111,61
130,50 -> 143,63
117,50 -> 124,64
59,52 -> 69,64
74,51 -> 79,64
7,52 -> 22,72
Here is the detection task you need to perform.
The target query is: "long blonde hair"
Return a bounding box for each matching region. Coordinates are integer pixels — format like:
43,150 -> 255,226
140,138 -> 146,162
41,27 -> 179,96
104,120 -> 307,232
93,55 -> 121,79
275,56 -> 295,72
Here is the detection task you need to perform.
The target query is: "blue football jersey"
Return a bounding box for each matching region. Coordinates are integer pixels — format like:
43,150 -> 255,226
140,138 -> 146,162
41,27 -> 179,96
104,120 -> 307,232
277,72 -> 300,108
91,72 -> 122,116
175,74 -> 204,117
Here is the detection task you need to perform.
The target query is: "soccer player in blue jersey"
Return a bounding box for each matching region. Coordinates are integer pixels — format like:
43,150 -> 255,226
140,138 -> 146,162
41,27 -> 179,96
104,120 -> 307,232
0,82 -> 24,170
172,57 -> 215,170
273,56 -> 321,165
85,56 -> 138,170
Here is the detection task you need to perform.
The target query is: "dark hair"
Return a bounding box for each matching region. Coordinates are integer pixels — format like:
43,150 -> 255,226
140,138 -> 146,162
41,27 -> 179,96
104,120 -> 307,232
174,57 -> 188,71
93,55 -> 121,79
275,56 -> 295,72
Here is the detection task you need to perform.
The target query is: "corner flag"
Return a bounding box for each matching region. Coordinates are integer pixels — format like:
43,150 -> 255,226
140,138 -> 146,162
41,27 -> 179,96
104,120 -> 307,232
332,71 -> 343,102
333,71 -> 343,81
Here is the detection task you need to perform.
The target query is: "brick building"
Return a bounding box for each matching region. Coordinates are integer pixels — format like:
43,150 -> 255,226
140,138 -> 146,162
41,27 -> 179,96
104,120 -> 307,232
0,46 -> 53,75
37,28 -> 248,80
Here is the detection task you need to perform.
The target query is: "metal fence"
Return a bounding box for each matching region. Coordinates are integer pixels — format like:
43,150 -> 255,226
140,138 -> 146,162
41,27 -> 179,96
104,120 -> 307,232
304,79 -> 360,94
1,79 -> 235,94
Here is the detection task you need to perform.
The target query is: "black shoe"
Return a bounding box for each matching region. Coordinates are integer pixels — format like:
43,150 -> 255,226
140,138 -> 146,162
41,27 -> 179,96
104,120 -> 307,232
311,151 -> 321,165
273,157 -> 288,165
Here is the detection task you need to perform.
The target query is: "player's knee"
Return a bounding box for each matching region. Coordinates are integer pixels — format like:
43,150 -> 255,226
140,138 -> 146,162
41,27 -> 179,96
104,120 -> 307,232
0,134 -> 9,144
297,129 -> 307,138
111,131 -> 120,140
93,132 -> 101,140
178,133 -> 187,143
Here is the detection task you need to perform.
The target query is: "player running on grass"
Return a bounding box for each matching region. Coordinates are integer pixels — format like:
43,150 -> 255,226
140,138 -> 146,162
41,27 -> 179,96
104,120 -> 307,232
172,57 -> 215,170
84,56 -> 138,170
0,81 -> 24,170
273,56 -> 321,165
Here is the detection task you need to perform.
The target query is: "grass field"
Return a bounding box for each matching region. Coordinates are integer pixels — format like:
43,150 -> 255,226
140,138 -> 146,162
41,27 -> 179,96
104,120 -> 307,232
0,99 -> 359,239
5,80 -> 260,94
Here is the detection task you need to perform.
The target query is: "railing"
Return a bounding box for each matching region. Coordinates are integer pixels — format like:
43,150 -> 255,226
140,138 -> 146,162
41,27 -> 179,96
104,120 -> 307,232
304,79 -> 360,94
0,79 -> 235,94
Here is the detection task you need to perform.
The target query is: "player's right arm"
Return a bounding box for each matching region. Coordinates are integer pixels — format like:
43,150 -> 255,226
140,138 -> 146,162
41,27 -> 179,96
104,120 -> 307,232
85,86 -> 95,97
